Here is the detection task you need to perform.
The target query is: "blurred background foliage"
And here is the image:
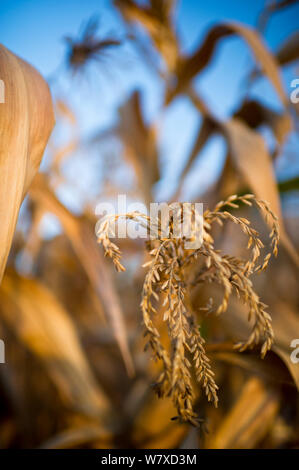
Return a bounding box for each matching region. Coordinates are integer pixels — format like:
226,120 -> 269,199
0,0 -> 299,448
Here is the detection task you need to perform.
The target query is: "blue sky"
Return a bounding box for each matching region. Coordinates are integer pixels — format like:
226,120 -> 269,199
1,0 -> 298,208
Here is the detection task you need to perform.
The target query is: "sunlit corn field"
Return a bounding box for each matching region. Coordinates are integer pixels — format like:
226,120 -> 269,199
0,0 -> 299,449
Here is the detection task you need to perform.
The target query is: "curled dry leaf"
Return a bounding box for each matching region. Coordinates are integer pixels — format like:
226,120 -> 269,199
0,45 -> 55,282
166,22 -> 288,106
176,90 -> 297,268
276,31 -> 299,66
257,0 -> 299,34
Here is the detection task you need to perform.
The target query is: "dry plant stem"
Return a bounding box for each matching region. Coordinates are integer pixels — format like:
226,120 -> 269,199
97,194 -> 279,425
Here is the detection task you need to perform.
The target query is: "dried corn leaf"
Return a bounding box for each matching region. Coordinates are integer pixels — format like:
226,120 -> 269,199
173,117 -> 215,199
0,270 -> 110,418
257,0 -> 299,34
50,100 -> 79,178
30,173 -> 134,376
166,22 -> 287,106
132,392 -> 188,449
222,118 -> 299,267
271,300 -> 299,390
0,45 -> 55,282
56,99 -> 77,126
234,99 -> 292,147
179,98 -> 292,201
276,31 -> 299,66
40,424 -> 111,449
117,91 -> 159,203
207,377 -> 279,449
217,292 -> 299,390
209,349 -> 294,386
115,0 -> 179,70
174,88 -> 297,266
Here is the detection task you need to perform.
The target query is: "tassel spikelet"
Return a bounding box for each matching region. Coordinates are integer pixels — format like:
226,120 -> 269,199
97,194 -> 279,425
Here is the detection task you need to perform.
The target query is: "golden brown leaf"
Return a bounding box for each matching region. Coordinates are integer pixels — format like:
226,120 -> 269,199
0,45 -> 55,281
0,271 -> 110,418
207,377 -> 279,449
223,118 -> 299,267
166,22 -> 287,106
276,31 -> 299,65
30,173 -> 134,376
